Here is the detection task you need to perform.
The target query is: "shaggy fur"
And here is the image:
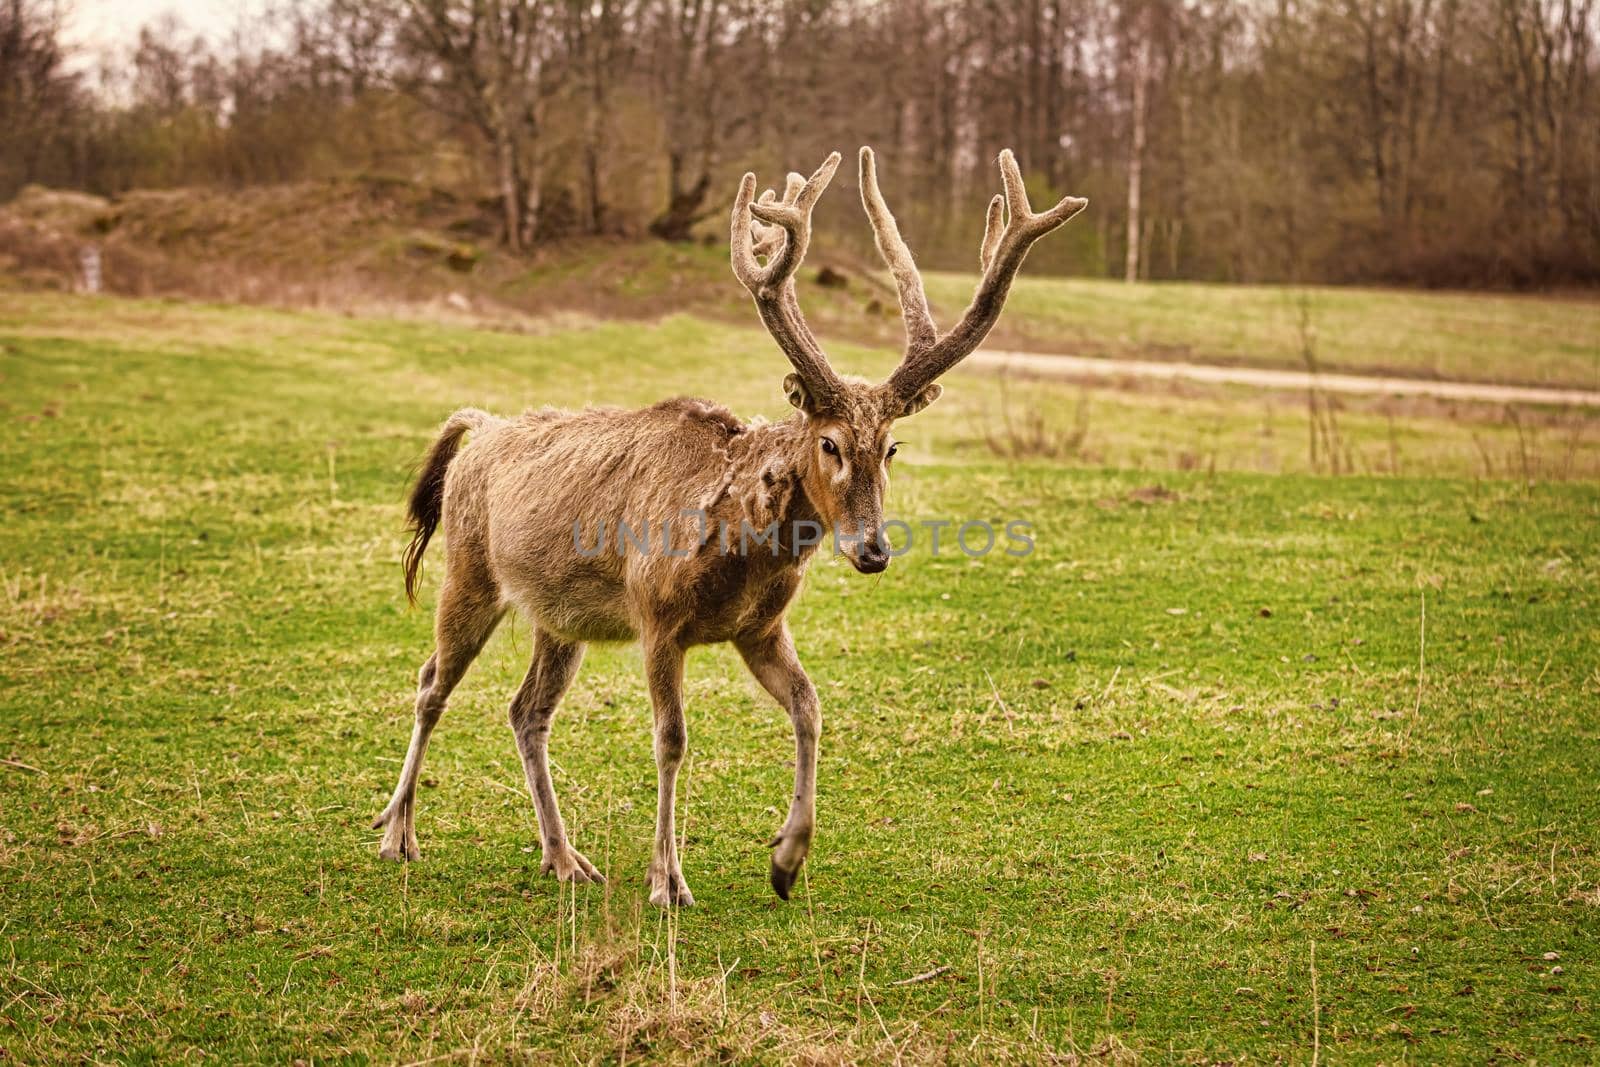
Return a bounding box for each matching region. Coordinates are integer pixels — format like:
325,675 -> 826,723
372,147 -> 1087,907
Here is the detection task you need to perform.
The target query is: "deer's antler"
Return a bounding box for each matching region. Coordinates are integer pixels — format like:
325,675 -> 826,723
731,152 -> 846,410
861,147 -> 1087,403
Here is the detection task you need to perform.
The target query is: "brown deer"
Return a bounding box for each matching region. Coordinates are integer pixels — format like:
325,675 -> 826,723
372,147 -> 1086,907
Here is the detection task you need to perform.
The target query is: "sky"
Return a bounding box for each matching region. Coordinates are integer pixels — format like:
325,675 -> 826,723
62,0 -> 273,58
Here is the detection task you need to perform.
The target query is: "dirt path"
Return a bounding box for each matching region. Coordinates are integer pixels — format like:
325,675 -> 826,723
970,349 -> 1600,408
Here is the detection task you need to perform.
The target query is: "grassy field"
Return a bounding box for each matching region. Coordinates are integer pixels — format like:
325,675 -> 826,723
2,292 -> 1598,1062
921,272 -> 1600,390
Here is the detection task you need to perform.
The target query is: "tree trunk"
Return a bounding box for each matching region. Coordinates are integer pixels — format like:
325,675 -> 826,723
584,48 -> 606,234
649,152 -> 711,241
584,142 -> 603,234
496,127 -> 524,252
1125,36 -> 1149,283
521,125 -> 542,248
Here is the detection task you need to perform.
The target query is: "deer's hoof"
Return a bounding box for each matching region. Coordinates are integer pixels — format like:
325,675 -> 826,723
378,838 -> 420,863
375,811 -> 420,862
769,858 -> 798,901
767,828 -> 811,901
648,868 -> 695,908
541,845 -> 605,885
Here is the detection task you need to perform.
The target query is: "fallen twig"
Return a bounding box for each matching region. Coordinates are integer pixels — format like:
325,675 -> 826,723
0,758 -> 45,775
983,670 -> 1015,734
892,965 -> 950,987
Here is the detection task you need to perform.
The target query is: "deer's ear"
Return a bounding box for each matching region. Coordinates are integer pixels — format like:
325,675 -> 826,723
783,373 -> 818,414
898,382 -> 943,417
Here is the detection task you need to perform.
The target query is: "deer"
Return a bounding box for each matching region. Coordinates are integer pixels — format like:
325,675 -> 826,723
371,146 -> 1086,907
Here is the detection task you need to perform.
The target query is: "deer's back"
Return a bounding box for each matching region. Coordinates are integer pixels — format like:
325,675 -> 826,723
443,399 -> 800,644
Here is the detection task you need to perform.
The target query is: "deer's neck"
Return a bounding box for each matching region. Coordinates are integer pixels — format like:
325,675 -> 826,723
778,466 -> 823,537
720,414 -> 820,557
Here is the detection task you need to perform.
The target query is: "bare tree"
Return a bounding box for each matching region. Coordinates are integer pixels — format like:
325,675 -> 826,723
0,0 -> 79,194
1123,30 -> 1149,281
14,0 -> 1600,283
558,0 -> 640,235
646,0 -> 729,240
395,0 -> 549,249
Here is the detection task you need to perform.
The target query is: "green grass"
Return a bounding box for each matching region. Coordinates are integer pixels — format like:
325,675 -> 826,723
2,292 -> 1597,1062
922,272 -> 1600,390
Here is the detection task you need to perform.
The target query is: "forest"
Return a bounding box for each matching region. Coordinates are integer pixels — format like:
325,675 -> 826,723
4,0 -> 1599,286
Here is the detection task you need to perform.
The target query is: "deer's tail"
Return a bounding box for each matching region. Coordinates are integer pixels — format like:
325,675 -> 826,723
403,407 -> 495,605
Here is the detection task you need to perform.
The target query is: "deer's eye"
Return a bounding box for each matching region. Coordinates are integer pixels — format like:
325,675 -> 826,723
820,438 -> 839,457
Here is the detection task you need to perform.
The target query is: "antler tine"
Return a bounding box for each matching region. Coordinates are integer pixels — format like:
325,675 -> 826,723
998,149 -> 1031,227
858,147 -> 937,351
750,173 -> 811,260
752,183 -> 830,360
978,195 -> 1005,274
731,152 -> 846,407
751,189 -> 783,259
885,148 -> 1088,401
746,153 -> 840,281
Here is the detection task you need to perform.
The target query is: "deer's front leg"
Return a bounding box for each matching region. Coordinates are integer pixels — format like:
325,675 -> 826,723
644,637 -> 695,908
736,626 -> 820,901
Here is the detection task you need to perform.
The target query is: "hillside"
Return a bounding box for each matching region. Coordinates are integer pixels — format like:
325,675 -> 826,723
2,180 -> 1597,389
0,179 -> 908,345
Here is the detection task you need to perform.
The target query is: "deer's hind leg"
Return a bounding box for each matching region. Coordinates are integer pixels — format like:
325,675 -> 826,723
373,568 -> 504,861
509,626 -> 602,884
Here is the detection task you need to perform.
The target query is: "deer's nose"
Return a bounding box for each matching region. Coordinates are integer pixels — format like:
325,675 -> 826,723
853,542 -> 889,574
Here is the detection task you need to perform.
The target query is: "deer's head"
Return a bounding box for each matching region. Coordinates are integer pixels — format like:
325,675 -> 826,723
731,147 -> 1087,574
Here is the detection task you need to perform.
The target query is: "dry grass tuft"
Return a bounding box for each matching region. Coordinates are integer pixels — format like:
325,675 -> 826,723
441,915 -> 1103,1065
982,375 -> 1094,461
